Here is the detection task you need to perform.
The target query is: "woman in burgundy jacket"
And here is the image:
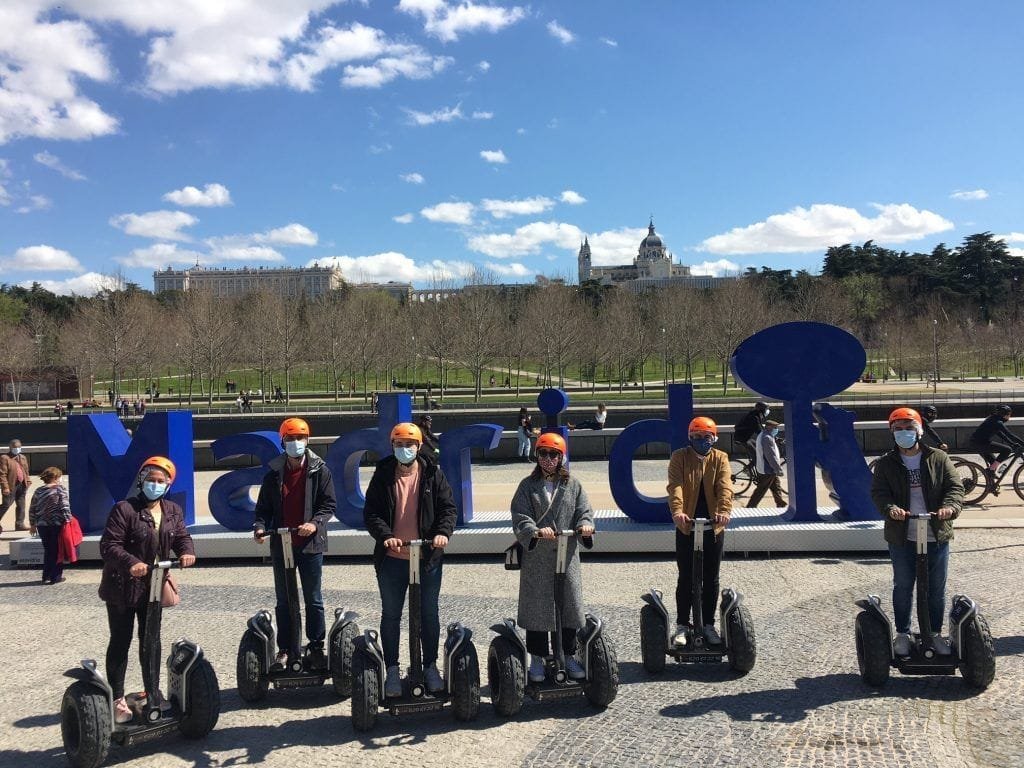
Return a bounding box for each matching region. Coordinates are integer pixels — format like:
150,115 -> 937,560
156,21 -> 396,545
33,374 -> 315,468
98,456 -> 195,723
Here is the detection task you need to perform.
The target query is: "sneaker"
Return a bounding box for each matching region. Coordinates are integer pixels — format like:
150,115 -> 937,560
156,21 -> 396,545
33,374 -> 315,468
424,663 -> 444,694
565,656 -> 586,680
15,525 -> 30,532
306,643 -> 326,670
672,624 -> 690,647
384,665 -> 402,698
272,651 -> 288,670
703,625 -> 722,645
931,633 -> 952,656
113,697 -> 133,724
528,655 -> 546,682
893,632 -> 912,656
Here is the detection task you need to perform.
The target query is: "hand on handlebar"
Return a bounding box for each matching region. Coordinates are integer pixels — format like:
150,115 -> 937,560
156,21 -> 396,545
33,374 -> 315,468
536,527 -> 556,540
129,561 -> 148,578
384,537 -> 403,551
254,528 -> 267,544
179,554 -> 196,568
296,522 -> 316,537
934,507 -> 954,521
432,534 -> 449,549
577,524 -> 594,537
889,506 -> 908,521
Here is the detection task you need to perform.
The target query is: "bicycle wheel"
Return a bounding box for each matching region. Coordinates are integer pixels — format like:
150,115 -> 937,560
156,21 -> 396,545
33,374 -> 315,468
730,459 -> 753,496
1013,461 -> 1024,503
953,458 -> 988,505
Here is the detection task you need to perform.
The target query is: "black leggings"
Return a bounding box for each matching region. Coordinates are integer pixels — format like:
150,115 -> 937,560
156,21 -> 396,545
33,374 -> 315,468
675,527 -> 725,627
526,629 -> 577,657
105,602 -> 158,700
973,440 -> 1016,465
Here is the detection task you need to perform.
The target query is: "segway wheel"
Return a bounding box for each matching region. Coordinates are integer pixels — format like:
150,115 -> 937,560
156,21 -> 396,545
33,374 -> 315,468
726,603 -> 757,674
487,636 -> 525,717
351,650 -> 379,732
855,611 -> 891,687
61,681 -> 111,768
640,603 -> 667,674
958,613 -> 996,690
178,657 -> 221,739
450,642 -> 481,722
236,631 -> 269,703
330,621 -> 359,699
582,634 -> 619,709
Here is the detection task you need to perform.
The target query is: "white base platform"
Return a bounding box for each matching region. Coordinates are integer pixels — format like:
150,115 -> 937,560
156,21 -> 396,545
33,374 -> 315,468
8,508 -> 886,565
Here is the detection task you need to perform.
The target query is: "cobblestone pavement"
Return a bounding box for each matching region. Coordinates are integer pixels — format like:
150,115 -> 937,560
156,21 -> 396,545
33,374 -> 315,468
0,526 -> 1021,768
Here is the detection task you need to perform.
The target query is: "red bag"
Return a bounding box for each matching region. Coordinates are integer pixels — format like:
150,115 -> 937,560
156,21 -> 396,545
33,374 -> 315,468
161,573 -> 180,608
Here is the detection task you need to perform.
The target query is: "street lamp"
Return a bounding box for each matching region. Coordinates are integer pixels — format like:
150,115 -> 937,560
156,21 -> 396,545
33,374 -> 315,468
932,319 -> 939,394
34,333 -> 43,409
661,327 -> 667,391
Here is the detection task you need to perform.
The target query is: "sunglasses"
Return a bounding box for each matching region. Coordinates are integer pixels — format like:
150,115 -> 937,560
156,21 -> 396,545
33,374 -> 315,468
536,449 -> 562,459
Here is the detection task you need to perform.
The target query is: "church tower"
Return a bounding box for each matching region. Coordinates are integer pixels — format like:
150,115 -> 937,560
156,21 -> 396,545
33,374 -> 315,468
578,237 -> 592,282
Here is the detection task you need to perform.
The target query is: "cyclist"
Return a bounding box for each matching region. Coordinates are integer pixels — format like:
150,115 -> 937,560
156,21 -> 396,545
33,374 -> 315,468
734,401 -> 770,464
969,404 -> 1024,493
919,405 -> 948,451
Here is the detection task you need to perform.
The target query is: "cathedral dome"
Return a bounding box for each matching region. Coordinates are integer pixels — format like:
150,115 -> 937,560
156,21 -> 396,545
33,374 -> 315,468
640,220 -> 663,249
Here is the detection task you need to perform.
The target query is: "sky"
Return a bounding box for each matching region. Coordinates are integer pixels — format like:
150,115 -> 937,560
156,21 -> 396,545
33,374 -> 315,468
1,0 -> 1023,295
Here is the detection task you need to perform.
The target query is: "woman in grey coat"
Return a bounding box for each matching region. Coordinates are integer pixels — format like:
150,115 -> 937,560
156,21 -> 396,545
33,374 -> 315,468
510,432 -> 595,682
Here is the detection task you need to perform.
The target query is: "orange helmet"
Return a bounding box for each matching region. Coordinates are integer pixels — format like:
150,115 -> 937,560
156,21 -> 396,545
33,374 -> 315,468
390,422 -> 423,444
688,416 -> 718,436
279,417 -> 310,439
888,407 -> 921,427
535,432 -> 566,454
139,456 -> 176,484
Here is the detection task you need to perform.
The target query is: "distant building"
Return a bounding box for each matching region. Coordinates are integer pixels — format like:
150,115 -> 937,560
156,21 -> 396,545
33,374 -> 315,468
349,281 -> 413,303
153,264 -> 344,298
578,219 -> 736,290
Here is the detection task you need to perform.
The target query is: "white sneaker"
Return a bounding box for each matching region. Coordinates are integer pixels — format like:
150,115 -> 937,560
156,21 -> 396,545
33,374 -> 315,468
703,625 -> 722,645
528,655 -> 546,682
384,665 -> 402,698
672,624 -> 689,647
565,656 -> 586,680
893,632 -> 912,656
931,633 -> 952,656
113,696 -> 133,724
424,663 -> 444,694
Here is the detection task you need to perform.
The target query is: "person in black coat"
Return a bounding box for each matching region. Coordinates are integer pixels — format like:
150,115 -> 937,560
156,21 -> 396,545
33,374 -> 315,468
969,404 -> 1024,484
363,422 -> 457,697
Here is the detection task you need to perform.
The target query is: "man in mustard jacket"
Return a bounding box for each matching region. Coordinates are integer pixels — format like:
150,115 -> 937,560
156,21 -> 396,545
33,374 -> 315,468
666,416 -> 733,647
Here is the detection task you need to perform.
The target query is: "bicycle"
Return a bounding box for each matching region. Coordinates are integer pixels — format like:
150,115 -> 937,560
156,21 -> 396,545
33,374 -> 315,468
954,450 -> 1024,505
867,454 -> 982,502
731,438 -> 787,497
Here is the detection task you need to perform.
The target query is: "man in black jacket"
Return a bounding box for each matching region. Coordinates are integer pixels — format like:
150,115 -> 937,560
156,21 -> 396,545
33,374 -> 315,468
254,417 -> 337,669
734,401 -> 770,463
363,422 -> 458,697
969,404 -> 1024,489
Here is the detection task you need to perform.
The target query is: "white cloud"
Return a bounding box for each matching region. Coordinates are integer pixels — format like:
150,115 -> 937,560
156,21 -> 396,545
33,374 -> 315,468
515,127 -> 527,135
480,149 -> 508,164
485,261 -> 532,277
398,0 -> 526,42
33,151 -> 87,180
700,203 -> 955,255
477,60 -> 491,72
110,210 -> 198,241
19,272 -> 122,296
587,227 -> 649,265
481,196 -> 555,219
472,110 -> 493,120
307,251 -> 477,283
400,172 -> 425,184
162,182 -> 232,207
209,245 -> 284,262
393,213 -> 415,224
206,223 -> 318,257
950,188 -> 989,201
369,142 -> 392,154
0,159 -> 10,205
690,259 -> 741,277
1009,248 -> 1024,259
996,232 -> 1024,243
16,194 -> 52,214
560,189 -> 586,205
115,242 -> 204,269
3,245 -> 82,272
257,223 -> 318,246
547,20 -> 575,45
404,103 -> 464,125
342,49 -> 452,88
467,221 -> 647,262
600,37 -> 618,47
421,201 -> 475,225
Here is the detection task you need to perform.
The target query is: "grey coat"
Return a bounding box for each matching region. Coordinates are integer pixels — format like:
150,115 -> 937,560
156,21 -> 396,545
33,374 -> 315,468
511,473 -> 595,632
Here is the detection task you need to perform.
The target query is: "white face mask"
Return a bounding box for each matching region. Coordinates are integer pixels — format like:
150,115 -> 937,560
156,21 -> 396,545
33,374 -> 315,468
10,446 -> 21,455
284,439 -> 307,458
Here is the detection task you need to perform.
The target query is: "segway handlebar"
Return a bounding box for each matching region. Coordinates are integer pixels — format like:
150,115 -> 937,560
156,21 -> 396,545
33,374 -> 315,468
147,560 -> 175,573
528,529 -> 595,550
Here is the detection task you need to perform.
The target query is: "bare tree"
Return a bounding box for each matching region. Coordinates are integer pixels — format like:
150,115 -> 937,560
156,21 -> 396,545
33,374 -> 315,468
177,289 -> 240,406
72,291 -> 150,401
450,273 -> 504,401
239,290 -> 280,402
0,327 -> 36,403
656,286 -> 705,384
705,280 -> 769,394
413,277 -> 460,400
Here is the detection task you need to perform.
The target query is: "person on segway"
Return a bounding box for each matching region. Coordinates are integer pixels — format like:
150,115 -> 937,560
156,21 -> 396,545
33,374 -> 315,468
510,432 -> 595,683
253,417 -> 337,671
666,416 -> 733,648
99,456 -> 195,724
363,422 -> 458,698
870,407 -> 963,657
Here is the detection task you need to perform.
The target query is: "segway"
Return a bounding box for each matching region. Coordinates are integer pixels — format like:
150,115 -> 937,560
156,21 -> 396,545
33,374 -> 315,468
61,561 -> 219,768
351,539 -> 480,731
640,518 -> 756,674
854,513 -> 996,689
237,527 -> 360,702
488,530 -> 618,717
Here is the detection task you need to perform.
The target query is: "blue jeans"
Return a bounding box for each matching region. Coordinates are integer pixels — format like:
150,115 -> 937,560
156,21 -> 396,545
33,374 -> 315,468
376,555 -> 443,667
516,430 -> 531,458
889,540 -> 949,635
271,547 -> 325,654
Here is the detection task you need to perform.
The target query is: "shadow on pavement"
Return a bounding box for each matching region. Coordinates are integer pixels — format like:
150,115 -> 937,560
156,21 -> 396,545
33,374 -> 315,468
616,659 -> 740,686
994,634 -> 1024,657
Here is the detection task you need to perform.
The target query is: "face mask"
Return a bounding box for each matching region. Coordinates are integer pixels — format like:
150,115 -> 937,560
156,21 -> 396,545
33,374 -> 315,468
394,446 -> 418,464
763,408 -> 770,417
284,439 -> 306,458
142,481 -> 167,501
538,454 -> 561,475
893,429 -> 918,450
11,447 -> 21,455
690,436 -> 716,455
770,428 -> 780,437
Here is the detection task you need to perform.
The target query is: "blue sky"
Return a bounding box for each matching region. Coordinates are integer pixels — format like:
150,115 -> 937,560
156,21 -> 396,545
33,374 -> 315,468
1,0 -> 1023,294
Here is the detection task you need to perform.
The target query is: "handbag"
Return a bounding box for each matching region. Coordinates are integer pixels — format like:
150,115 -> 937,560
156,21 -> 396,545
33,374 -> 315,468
161,573 -> 180,608
504,483 -> 561,571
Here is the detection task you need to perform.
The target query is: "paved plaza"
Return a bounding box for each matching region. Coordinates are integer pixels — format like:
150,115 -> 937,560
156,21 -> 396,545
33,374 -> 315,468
0,460 -> 1021,768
